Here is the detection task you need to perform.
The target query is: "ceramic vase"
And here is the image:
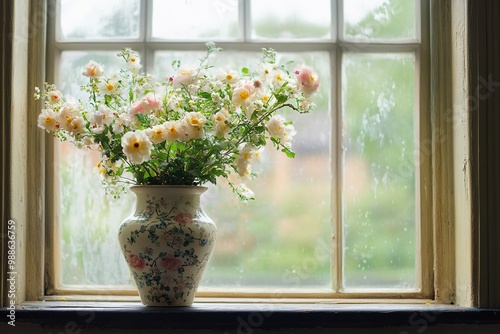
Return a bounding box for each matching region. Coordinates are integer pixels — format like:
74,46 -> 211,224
118,185 -> 216,306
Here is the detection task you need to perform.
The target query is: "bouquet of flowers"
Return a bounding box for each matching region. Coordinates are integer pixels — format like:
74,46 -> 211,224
36,43 -> 320,200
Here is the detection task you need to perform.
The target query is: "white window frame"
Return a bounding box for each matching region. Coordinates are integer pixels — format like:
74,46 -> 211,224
38,0 -> 433,300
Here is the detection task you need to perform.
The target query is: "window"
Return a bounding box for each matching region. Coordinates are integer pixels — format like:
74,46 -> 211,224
45,0 -> 429,298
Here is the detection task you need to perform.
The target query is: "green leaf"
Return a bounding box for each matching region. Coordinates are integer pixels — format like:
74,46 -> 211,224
281,147 -> 296,158
241,67 -> 249,74
276,94 -> 288,104
135,114 -> 150,127
199,91 -> 212,100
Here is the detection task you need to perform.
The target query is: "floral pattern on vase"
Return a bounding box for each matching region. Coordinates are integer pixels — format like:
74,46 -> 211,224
118,185 -> 216,306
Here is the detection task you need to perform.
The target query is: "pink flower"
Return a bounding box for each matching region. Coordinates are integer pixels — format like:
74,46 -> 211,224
128,254 -> 146,270
173,212 -> 193,224
295,67 -> 320,95
159,254 -> 183,271
129,93 -> 162,115
143,93 -> 162,110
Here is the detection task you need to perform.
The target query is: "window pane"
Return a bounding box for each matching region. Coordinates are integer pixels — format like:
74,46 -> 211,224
57,51 -> 135,286
152,0 -> 239,40
343,0 -> 417,41
59,0 -> 140,40
341,53 -> 416,289
251,0 -> 331,40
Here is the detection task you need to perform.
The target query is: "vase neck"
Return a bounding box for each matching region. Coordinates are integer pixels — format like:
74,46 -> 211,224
130,186 -> 207,216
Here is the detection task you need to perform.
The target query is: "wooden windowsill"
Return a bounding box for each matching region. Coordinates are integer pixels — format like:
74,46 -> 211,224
2,301 -> 500,333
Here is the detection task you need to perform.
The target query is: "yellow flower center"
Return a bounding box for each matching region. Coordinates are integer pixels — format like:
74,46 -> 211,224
169,127 -> 177,134
155,129 -> 163,135
130,57 -> 137,63
243,152 -> 251,160
106,83 -> 115,91
310,75 -> 315,82
191,118 -> 200,125
239,91 -> 249,100
262,95 -> 269,103
45,117 -> 54,124
276,74 -> 283,81
226,74 -> 233,81
181,70 -> 190,76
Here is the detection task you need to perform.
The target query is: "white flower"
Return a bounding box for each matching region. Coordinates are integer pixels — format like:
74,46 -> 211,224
112,113 -> 131,134
236,158 -> 251,177
214,108 -> 231,138
112,122 -> 124,134
67,117 -> 85,135
127,55 -> 142,74
240,144 -> 262,163
92,104 -> 115,126
266,115 -> 296,147
235,144 -> 262,177
163,121 -> 182,142
172,68 -> 197,89
232,82 -> 256,107
270,69 -> 288,89
58,105 -> 80,132
146,124 -> 168,144
37,109 -> 60,132
82,60 -> 104,77
92,125 -> 105,134
47,91 -> 62,104
98,78 -> 119,95
179,112 -> 207,141
260,64 -> 275,81
121,130 -> 152,164
216,68 -> 239,85
185,112 -> 207,128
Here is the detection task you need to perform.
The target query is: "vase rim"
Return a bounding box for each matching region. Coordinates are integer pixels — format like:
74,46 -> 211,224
130,185 -> 208,193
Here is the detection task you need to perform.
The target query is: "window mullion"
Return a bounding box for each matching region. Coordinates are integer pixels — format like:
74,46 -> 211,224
143,0 -> 153,73
241,0 -> 250,42
334,0 -> 343,296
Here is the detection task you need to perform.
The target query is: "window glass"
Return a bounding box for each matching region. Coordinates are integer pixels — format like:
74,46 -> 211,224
59,0 -> 141,40
251,0 -> 332,40
341,52 -> 416,289
343,0 -> 417,41
152,0 -> 239,40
